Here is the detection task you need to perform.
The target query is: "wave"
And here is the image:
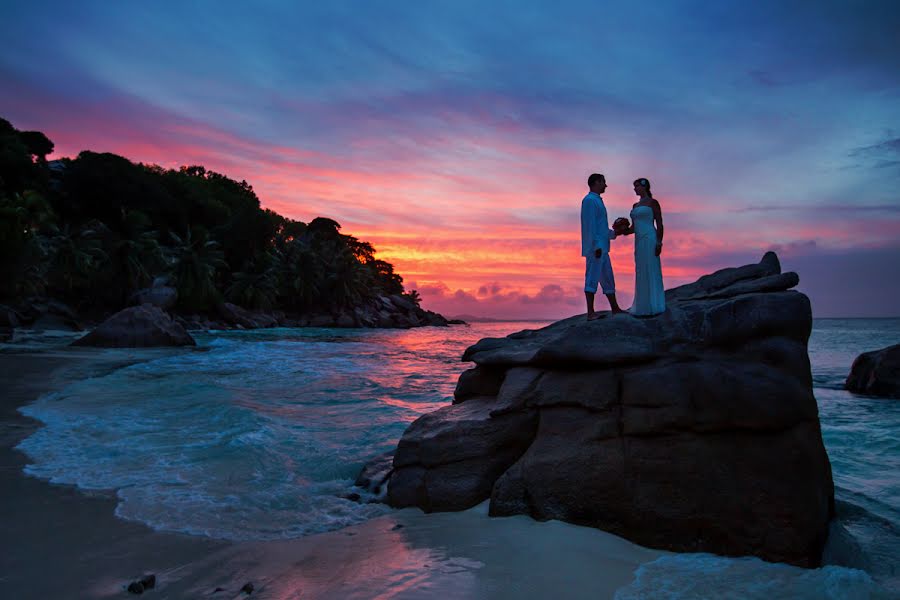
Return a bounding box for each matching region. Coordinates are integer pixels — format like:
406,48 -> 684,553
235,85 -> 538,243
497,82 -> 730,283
615,554 -> 886,600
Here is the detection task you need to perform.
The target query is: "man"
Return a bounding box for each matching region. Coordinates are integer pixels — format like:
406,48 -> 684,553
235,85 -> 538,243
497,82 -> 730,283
581,173 -> 622,320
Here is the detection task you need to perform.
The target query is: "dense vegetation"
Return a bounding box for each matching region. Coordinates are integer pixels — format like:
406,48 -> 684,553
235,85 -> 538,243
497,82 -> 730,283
0,117 -> 419,317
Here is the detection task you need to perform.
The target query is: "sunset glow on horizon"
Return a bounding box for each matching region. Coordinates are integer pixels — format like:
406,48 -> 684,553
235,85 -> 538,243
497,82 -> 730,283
3,1 -> 898,318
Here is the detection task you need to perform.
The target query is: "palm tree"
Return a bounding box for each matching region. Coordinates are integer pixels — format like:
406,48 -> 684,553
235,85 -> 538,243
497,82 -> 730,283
277,240 -> 322,310
227,252 -> 279,310
45,223 -> 107,295
109,210 -> 165,295
322,244 -> 370,309
168,228 -> 227,311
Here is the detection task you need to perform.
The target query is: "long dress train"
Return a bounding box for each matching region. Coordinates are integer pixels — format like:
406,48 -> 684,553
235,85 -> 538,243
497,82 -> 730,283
629,205 -> 666,316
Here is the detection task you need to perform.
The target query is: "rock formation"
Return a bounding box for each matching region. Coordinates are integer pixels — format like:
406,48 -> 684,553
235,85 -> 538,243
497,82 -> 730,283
72,304 -> 196,347
362,252 -> 835,567
846,343 -> 900,398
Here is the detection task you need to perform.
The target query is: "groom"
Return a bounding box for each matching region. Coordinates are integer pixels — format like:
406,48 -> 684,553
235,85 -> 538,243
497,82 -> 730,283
581,173 -> 622,319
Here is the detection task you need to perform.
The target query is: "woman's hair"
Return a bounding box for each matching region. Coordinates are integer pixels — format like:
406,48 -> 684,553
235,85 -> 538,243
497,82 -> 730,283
634,178 -> 653,198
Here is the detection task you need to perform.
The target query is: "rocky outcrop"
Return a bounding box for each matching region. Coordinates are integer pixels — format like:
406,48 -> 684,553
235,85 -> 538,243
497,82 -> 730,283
295,295 -> 449,329
365,252 -> 834,567
19,298 -> 83,331
218,302 -> 278,329
845,344 -> 900,398
72,304 -> 196,347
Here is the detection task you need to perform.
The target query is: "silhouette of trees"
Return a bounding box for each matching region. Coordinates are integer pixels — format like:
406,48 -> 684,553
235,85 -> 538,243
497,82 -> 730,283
0,116 -> 420,317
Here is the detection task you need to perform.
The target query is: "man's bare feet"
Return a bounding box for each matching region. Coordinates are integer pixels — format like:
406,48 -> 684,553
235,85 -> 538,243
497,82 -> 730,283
611,308 -> 627,315
587,312 -> 601,321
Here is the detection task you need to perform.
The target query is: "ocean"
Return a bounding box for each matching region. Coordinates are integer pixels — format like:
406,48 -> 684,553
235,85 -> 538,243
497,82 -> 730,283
11,319 -> 900,598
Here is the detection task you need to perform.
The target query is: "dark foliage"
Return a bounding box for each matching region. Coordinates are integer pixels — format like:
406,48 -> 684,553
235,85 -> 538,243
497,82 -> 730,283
0,117 -> 419,315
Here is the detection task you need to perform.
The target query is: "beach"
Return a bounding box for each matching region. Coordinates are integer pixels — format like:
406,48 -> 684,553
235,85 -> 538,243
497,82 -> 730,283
2,320 -> 896,599
0,342 -> 662,599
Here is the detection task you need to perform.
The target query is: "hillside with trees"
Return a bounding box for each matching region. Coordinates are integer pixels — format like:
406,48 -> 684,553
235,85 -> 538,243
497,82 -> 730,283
0,117 -> 447,331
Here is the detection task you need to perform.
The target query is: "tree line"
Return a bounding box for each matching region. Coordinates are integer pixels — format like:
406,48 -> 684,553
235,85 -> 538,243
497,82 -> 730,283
0,117 -> 419,316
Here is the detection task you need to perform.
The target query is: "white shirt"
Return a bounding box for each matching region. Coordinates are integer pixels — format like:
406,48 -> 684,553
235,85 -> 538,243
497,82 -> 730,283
581,192 -> 616,257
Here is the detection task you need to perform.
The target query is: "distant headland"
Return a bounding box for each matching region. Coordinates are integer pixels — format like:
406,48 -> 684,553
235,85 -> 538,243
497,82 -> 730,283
0,117 -> 453,334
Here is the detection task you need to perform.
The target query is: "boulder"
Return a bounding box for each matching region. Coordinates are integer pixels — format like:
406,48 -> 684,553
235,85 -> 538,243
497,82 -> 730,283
362,253 -> 834,567
24,298 -> 82,331
390,294 -> 418,313
218,302 -> 277,329
845,343 -> 900,398
307,313 -> 336,328
388,397 -> 538,511
423,310 -> 449,326
73,304 -> 196,347
335,312 -> 356,328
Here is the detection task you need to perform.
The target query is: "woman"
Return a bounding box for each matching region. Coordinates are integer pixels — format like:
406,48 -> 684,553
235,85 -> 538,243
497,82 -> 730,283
619,178 -> 666,316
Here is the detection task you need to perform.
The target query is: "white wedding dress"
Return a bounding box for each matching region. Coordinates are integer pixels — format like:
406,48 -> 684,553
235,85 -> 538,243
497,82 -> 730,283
629,204 -> 666,316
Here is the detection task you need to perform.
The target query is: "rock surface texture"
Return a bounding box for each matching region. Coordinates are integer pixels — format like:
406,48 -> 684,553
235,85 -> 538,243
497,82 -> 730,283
371,252 -> 834,567
845,343 -> 900,398
72,304 -> 196,347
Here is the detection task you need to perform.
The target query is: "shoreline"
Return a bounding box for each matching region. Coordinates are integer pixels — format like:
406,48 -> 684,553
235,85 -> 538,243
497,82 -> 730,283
0,347 -> 229,598
0,344 -> 662,599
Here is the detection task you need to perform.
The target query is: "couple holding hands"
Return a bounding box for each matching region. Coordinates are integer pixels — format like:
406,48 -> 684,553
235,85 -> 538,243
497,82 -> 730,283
581,173 -> 665,320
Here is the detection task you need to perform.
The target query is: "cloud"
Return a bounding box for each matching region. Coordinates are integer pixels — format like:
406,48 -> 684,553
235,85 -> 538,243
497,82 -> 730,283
2,1 -> 899,317
410,280 -> 593,320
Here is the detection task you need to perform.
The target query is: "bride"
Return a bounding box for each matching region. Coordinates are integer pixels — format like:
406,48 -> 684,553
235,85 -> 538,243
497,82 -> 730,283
618,178 -> 666,316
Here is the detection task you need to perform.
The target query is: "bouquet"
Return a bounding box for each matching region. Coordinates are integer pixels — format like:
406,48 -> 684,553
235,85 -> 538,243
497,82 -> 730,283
612,217 -> 631,235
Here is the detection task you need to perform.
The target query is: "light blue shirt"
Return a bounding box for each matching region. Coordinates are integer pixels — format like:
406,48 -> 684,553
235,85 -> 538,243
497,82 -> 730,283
581,192 -> 615,257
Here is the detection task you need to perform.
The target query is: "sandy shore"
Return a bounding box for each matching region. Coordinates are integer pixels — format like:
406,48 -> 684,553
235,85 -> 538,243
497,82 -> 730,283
1,343 -> 661,599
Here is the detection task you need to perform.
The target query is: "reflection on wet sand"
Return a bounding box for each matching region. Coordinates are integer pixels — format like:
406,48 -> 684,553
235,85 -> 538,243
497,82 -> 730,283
154,503 -> 660,599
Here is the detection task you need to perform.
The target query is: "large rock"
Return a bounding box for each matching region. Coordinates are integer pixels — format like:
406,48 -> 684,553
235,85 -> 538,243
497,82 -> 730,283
362,253 -> 834,567
23,298 -> 82,331
845,343 -> 900,398
72,304 -> 195,347
218,302 -> 278,329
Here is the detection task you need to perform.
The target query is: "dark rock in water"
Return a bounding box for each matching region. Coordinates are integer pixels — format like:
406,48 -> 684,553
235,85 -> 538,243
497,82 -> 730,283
139,574 -> 156,589
355,450 -> 394,498
72,304 -> 196,348
335,312 -> 356,328
423,310 -> 449,326
218,302 -> 278,329
127,581 -> 144,594
23,298 -> 82,331
342,492 -> 362,502
308,313 -> 336,328
361,253 -> 834,567
846,343 -> 900,398
241,582 -> 255,594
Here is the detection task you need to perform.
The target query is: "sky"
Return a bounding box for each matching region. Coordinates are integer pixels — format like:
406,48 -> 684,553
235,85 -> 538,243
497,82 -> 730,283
2,1 -> 899,318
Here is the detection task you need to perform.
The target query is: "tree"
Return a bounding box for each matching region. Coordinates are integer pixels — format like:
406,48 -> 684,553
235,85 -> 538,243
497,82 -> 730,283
45,223 -> 107,297
227,252 -> 279,310
19,131 -> 54,162
168,228 -> 227,312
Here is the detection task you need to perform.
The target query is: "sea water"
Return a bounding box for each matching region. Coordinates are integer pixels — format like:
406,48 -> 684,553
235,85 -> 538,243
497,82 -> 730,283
14,319 -> 900,597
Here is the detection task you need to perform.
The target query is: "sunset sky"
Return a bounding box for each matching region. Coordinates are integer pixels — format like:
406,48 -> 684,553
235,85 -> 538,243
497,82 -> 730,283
2,1 -> 898,318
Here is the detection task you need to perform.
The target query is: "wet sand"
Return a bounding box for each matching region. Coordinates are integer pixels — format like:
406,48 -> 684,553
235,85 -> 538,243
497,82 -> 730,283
1,345 -> 661,599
